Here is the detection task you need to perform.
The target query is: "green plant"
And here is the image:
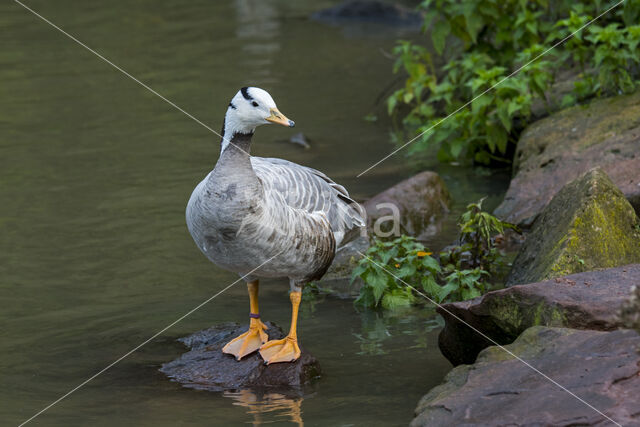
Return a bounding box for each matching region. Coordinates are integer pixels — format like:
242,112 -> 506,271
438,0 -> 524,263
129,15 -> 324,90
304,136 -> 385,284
353,198 -> 515,309
458,198 -> 517,268
388,0 -> 640,165
352,235 -> 440,309
439,198 -> 516,281
440,267 -> 489,301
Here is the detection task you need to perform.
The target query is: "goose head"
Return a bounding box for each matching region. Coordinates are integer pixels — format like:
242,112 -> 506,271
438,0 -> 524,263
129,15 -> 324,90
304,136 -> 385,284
221,87 -> 294,150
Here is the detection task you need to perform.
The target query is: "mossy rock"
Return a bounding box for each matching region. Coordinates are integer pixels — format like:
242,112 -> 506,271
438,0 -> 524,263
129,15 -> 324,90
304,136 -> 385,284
437,264 -> 638,366
495,90 -> 640,226
507,168 -> 640,286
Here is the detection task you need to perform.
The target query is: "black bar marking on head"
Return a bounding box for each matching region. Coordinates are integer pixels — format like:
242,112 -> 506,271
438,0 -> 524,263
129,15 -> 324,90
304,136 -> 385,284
228,102 -> 237,110
241,87 -> 254,101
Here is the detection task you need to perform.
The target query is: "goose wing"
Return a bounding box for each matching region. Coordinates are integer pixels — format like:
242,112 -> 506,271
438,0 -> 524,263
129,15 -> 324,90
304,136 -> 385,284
251,157 -> 366,247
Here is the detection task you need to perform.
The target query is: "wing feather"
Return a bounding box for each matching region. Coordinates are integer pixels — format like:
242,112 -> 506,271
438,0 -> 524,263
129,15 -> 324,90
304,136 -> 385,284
251,157 -> 366,247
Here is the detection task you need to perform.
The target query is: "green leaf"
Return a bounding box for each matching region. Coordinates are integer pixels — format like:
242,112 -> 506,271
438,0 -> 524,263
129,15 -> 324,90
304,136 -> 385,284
421,275 -> 440,297
421,256 -> 441,272
432,19 -> 451,54
624,0 -> 640,28
450,138 -> 465,158
367,270 -> 388,305
471,95 -> 493,114
396,262 -> 417,279
462,3 -> 484,44
560,94 -> 576,108
380,246 -> 398,264
351,263 -> 368,282
438,283 -> 457,303
487,122 -> 508,154
507,100 -> 522,117
496,101 -> 512,132
381,291 -> 413,310
387,91 -> 400,115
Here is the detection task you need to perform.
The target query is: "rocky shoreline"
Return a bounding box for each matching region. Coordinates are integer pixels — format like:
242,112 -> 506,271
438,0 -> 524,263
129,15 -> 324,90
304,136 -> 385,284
410,92 -> 640,425
161,87 -> 640,425
314,90 -> 640,425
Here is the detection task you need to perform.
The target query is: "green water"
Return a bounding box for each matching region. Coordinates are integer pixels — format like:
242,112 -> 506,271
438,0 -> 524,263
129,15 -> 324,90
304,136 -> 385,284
0,1 -> 508,425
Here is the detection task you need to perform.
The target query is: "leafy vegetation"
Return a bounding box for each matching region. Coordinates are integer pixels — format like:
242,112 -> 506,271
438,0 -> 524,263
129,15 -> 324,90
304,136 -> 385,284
353,199 -> 516,309
388,0 -> 640,165
353,235 -> 440,309
443,198 -> 517,274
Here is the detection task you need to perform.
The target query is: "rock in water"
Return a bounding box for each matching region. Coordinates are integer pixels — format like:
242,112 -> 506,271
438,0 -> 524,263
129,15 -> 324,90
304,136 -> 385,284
312,0 -> 422,27
412,327 -> 640,426
507,168 -> 640,286
363,171 -> 451,240
160,322 -> 321,391
437,264 -> 640,365
495,91 -> 640,226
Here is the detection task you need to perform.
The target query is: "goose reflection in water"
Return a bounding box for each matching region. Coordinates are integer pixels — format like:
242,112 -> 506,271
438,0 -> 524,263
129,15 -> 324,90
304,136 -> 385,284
224,389 -> 304,426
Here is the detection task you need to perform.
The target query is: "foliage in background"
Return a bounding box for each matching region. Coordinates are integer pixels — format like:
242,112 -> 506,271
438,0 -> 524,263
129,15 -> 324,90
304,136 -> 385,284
353,199 -> 515,309
388,0 -> 640,165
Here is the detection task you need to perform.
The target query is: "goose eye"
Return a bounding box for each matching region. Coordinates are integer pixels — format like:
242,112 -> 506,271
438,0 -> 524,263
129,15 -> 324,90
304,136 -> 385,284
252,101 -> 259,107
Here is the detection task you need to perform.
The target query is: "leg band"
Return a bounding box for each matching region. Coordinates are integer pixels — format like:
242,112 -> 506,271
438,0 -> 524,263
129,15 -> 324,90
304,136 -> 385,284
249,313 -> 260,319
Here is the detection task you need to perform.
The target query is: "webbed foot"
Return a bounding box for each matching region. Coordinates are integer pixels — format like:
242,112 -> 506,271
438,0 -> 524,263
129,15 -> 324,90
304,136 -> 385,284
222,320 -> 269,360
259,336 -> 301,364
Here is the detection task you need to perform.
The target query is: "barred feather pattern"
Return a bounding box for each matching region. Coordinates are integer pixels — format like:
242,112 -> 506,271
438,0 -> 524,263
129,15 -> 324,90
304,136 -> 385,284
186,135 -> 366,285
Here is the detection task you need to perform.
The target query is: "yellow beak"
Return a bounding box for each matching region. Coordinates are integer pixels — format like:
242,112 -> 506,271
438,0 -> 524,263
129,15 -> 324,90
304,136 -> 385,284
265,108 -> 295,127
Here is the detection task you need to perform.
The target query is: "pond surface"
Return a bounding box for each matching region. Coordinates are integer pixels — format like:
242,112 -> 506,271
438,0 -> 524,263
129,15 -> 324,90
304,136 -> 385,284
0,1 -> 508,425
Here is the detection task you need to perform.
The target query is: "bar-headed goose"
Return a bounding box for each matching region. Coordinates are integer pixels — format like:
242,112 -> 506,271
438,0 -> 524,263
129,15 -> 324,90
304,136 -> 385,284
186,87 -> 365,364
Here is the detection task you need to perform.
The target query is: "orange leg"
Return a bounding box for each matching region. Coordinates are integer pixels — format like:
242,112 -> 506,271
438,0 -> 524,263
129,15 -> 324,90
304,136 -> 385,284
259,291 -> 302,364
222,280 -> 269,360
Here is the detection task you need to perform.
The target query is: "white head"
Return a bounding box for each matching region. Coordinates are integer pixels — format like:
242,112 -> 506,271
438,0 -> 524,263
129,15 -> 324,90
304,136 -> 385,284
221,87 -> 294,151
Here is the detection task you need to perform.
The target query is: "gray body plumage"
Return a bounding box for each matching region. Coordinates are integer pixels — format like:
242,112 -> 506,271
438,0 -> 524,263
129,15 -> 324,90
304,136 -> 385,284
186,133 -> 366,286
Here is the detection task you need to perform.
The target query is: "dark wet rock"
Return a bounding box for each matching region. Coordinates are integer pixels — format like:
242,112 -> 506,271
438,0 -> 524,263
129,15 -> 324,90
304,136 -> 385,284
363,171 -> 451,240
437,265 -> 639,366
412,326 -> 640,426
529,68 -> 587,119
316,236 -> 369,298
160,322 -> 321,391
495,91 -> 640,226
507,168 -> 640,286
312,1 -> 422,27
